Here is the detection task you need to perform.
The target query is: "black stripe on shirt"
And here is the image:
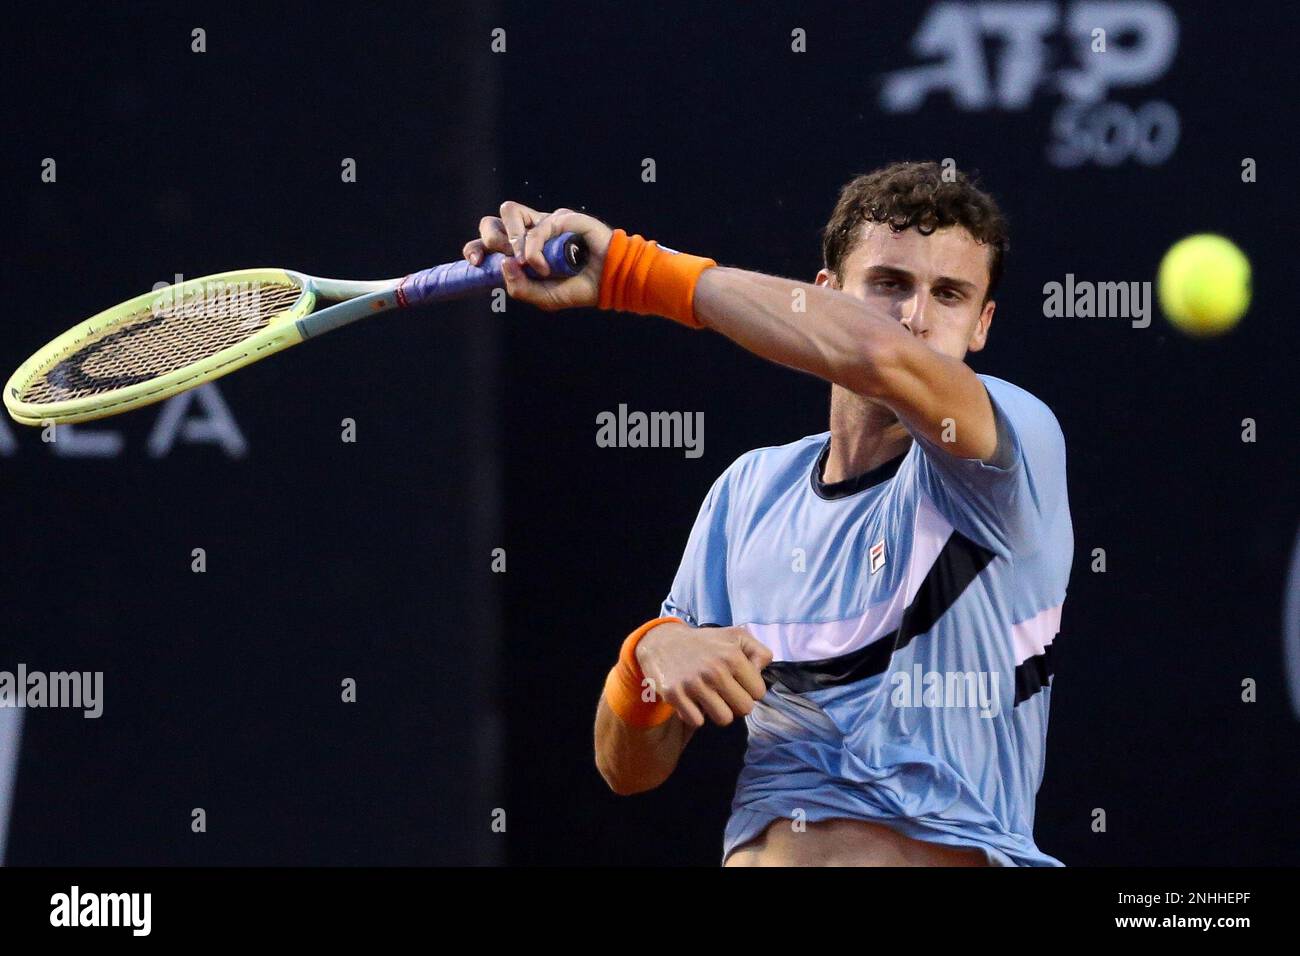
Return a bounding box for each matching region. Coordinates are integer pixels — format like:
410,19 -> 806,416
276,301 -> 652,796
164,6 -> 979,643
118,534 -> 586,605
1013,644 -> 1055,705
761,530 -> 995,694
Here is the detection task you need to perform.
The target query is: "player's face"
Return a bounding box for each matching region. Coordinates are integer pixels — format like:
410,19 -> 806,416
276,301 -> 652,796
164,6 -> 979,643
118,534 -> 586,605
818,223 -> 996,361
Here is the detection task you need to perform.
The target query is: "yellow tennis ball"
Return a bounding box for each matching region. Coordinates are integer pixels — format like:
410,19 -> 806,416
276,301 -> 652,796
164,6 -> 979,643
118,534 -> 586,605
1157,234 -> 1251,336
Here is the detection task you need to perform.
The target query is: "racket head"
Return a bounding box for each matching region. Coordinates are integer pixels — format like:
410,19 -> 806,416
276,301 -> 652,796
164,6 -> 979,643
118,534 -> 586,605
5,268 -> 315,425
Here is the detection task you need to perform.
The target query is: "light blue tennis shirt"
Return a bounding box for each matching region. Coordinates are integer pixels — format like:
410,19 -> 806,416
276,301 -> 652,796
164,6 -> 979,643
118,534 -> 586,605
660,375 -> 1072,866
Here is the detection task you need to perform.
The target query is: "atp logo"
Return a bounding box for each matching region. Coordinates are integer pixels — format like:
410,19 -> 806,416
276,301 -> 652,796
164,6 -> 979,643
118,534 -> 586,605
0,383 -> 247,458
881,1 -> 1181,168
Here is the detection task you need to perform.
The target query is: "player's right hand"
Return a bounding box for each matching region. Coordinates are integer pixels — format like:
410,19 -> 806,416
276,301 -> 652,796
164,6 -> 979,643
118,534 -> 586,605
463,200 -> 612,312
635,622 -> 772,728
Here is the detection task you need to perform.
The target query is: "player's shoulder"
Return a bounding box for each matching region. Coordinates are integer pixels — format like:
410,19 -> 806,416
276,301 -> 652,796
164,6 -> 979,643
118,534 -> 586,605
712,433 -> 828,494
978,374 -> 1065,443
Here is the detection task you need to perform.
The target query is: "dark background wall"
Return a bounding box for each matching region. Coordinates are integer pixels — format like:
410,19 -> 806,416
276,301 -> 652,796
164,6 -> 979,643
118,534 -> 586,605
1,6 -> 506,865
1,1 -> 1296,866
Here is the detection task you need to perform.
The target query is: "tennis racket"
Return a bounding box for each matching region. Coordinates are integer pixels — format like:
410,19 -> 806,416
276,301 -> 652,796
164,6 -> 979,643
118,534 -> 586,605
4,233 -> 586,426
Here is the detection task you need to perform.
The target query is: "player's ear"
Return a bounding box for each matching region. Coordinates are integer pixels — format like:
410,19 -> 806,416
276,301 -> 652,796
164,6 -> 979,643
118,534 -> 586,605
815,268 -> 836,290
968,297 -> 995,352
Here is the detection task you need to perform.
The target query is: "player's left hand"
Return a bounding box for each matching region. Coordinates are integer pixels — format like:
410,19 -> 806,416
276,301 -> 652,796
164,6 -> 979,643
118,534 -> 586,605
464,201 -> 612,311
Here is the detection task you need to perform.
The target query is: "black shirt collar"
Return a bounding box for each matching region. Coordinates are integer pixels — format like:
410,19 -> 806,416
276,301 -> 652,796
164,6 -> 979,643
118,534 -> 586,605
810,438 -> 907,500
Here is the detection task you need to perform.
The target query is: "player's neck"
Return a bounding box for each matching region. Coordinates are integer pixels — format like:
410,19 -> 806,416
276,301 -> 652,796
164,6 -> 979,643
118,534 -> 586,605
823,387 -> 911,485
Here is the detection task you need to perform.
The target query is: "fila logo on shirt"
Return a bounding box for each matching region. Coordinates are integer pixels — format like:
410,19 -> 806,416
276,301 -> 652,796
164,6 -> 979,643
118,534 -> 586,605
870,540 -> 886,574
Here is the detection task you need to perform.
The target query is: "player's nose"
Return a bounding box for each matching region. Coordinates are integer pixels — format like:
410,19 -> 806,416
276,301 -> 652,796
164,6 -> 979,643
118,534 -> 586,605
898,294 -> 931,336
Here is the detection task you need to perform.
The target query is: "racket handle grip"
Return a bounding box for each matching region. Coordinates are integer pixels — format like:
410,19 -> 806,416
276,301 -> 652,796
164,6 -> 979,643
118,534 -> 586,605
397,232 -> 587,307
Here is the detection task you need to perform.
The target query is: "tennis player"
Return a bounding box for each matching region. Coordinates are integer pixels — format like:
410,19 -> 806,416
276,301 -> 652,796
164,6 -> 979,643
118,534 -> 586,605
466,161 -> 1072,866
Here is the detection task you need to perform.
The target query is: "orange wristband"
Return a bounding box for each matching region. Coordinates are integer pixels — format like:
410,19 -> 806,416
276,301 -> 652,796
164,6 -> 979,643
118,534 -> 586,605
598,229 -> 717,328
602,616 -> 682,728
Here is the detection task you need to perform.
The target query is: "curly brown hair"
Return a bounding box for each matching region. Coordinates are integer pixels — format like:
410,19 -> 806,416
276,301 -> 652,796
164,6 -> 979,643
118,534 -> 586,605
821,161 -> 1010,300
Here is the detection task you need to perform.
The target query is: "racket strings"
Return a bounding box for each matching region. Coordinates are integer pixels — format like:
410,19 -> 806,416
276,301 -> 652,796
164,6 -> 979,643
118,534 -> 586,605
19,281 -> 303,404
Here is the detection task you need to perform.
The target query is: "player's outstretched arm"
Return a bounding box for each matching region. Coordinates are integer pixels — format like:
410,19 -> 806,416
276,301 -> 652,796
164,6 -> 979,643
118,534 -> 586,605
465,203 -> 997,463
692,267 -> 999,462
